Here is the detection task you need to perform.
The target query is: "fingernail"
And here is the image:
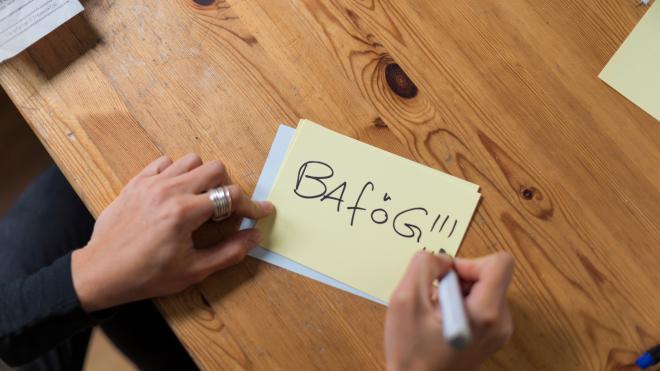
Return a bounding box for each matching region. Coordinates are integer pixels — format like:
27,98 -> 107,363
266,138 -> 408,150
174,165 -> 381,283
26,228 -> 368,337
436,251 -> 453,263
259,201 -> 274,213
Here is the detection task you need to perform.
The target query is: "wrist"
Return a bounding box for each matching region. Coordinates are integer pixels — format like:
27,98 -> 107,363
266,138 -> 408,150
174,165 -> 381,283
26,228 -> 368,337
71,246 -> 113,312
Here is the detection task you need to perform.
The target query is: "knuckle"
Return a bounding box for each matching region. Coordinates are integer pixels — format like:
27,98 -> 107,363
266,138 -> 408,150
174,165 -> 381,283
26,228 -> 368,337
157,178 -> 184,198
409,251 -> 434,270
180,239 -> 194,251
228,185 -> 241,201
152,183 -> 171,203
495,252 -> 515,270
164,198 -> 189,224
120,184 -> 136,198
206,160 -> 225,175
177,277 -> 194,290
389,290 -> 412,309
411,251 -> 431,265
499,321 -> 514,343
126,176 -> 141,189
474,307 -> 501,327
228,249 -> 247,265
490,325 -> 513,349
185,153 -> 202,165
127,175 -> 153,193
162,156 -> 173,166
188,270 -> 207,285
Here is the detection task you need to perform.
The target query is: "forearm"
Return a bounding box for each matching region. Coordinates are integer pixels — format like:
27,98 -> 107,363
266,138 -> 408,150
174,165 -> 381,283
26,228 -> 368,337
0,252 -> 102,366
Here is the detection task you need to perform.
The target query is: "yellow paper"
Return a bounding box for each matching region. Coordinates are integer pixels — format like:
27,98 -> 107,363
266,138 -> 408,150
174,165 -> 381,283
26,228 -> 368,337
599,1 -> 660,121
257,120 -> 481,303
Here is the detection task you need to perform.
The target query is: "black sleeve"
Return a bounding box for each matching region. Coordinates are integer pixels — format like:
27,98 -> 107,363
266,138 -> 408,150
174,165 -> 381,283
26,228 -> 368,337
0,252 -> 103,366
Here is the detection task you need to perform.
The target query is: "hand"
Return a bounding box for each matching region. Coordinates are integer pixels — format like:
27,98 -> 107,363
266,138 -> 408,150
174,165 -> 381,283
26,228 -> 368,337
385,251 -> 514,371
71,154 -> 274,312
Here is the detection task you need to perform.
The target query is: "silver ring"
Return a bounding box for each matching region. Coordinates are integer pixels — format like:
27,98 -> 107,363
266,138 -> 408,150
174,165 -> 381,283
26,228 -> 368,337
208,186 -> 232,222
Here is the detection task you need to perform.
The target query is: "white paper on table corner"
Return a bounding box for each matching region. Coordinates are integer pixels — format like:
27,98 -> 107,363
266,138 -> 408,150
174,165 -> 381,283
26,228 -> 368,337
0,0 -> 84,62
240,124 -> 386,306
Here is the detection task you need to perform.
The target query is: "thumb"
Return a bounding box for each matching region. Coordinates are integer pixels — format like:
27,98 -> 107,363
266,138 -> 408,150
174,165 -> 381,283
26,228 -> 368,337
195,228 -> 262,274
398,252 -> 453,304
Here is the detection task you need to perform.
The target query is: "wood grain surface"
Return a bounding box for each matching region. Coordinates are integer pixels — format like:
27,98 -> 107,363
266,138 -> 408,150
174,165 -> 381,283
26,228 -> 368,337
1,0 -> 659,370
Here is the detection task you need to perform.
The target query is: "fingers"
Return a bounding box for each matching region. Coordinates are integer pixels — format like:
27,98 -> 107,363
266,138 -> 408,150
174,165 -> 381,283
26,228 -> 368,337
412,252 -> 453,296
160,153 -> 203,177
137,156 -> 173,178
454,252 -> 514,291
194,228 -> 262,274
185,194 -> 215,227
177,160 -> 230,194
147,157 -> 273,223
184,193 -> 274,229
175,186 -> 274,229
390,251 -> 453,309
453,255 -> 495,282
454,252 -> 514,320
226,185 -> 275,219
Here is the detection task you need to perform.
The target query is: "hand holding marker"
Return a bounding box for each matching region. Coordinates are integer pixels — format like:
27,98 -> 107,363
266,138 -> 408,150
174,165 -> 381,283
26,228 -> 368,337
385,250 -> 514,371
435,250 -> 660,369
437,248 -> 659,367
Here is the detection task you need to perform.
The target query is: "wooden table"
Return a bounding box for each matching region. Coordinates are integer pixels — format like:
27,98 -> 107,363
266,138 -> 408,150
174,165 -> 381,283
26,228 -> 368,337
1,1 -> 658,369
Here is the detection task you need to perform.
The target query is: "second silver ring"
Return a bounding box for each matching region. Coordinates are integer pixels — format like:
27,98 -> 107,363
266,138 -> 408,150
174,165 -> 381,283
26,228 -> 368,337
209,186 -> 232,222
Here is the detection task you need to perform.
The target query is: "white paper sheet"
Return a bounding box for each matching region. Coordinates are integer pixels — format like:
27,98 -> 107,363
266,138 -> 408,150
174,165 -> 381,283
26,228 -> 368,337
0,0 -> 83,62
241,125 -> 385,305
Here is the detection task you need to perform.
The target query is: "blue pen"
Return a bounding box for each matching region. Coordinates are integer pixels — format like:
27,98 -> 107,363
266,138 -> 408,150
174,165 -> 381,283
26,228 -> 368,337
636,344 -> 660,369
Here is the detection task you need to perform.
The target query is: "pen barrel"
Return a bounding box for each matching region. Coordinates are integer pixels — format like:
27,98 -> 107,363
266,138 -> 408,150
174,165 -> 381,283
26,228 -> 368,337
439,270 -> 472,349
